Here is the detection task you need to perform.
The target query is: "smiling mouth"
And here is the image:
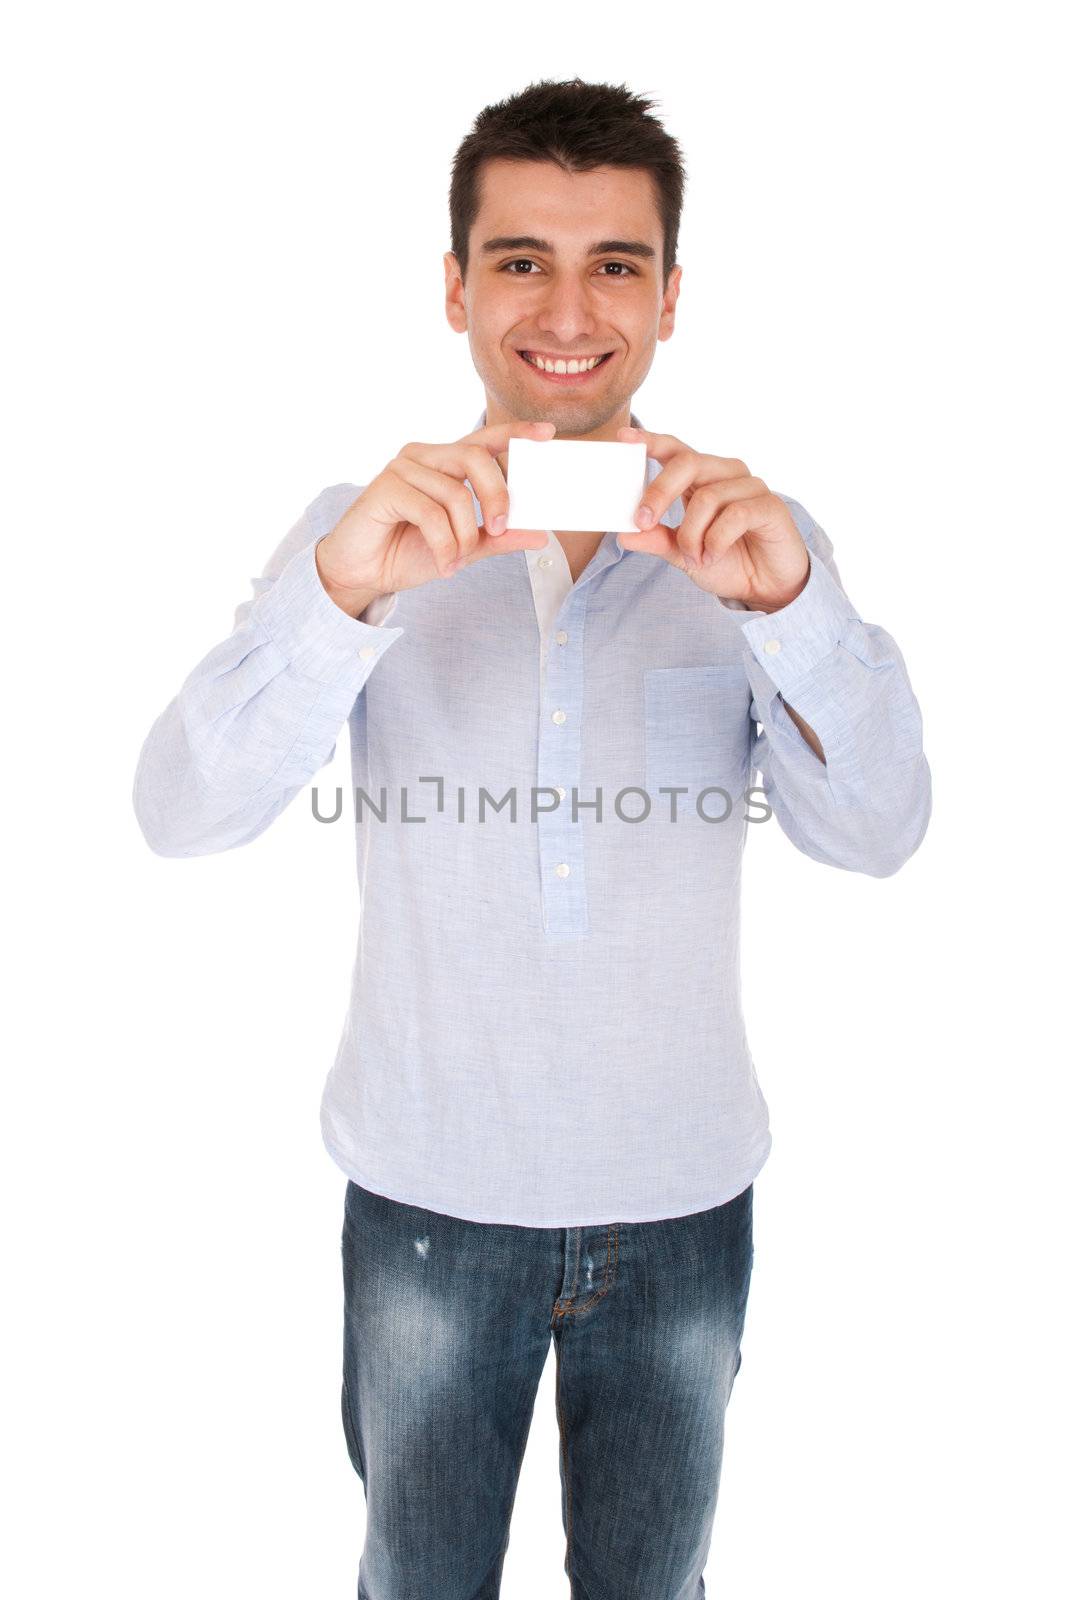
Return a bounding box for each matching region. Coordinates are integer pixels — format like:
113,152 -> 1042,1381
516,349 -> 616,383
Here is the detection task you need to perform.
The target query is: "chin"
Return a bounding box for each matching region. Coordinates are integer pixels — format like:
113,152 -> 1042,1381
507,385 -> 614,433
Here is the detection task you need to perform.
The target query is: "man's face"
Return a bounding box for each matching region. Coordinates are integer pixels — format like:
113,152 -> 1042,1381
444,159 -> 680,439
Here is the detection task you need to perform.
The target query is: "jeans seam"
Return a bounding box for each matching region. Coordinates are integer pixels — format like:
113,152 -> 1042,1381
554,1334 -> 575,1594
342,1365 -> 366,1481
552,1224 -> 619,1318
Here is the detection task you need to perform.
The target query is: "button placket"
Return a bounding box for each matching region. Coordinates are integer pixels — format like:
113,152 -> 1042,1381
537,587 -> 588,938
528,531 -> 627,941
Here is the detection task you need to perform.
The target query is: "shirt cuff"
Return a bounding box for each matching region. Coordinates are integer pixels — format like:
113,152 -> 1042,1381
250,538 -> 405,684
713,547 -> 859,690
361,591 -> 399,627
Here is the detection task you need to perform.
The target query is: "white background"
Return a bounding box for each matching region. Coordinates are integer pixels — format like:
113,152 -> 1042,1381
4,2 -> 1073,1595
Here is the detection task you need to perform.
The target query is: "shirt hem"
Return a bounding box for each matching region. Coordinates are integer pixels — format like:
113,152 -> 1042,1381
321,1128 -> 772,1229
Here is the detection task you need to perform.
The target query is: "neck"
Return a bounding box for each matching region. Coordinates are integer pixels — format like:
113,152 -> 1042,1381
483,396 -> 634,441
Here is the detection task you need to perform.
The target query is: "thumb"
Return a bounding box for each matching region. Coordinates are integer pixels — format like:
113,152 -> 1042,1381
617,523 -> 678,560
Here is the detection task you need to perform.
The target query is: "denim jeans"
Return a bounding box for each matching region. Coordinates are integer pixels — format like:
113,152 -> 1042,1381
340,1177 -> 754,1600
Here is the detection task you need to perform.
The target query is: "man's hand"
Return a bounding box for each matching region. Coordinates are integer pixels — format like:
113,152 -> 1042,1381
315,418 -> 556,606
615,426 -> 810,614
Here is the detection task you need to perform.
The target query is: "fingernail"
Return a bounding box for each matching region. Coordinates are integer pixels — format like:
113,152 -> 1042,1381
490,514 -> 507,535
635,505 -> 654,528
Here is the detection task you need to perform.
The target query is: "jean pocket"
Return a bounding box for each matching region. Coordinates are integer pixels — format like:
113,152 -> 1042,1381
643,664 -> 751,802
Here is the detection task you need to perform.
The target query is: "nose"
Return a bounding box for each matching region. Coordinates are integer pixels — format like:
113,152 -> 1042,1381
532,274 -> 603,349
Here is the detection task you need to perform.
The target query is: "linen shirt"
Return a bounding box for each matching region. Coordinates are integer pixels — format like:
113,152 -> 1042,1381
132,407 -> 931,1227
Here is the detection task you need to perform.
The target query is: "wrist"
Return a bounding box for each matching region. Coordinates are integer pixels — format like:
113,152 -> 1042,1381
749,562 -> 811,614
315,538 -> 381,619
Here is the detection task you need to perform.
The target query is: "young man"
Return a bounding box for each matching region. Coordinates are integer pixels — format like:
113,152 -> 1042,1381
134,78 -> 930,1600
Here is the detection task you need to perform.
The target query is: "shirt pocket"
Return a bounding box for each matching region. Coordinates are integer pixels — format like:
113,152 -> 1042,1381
643,663 -> 752,801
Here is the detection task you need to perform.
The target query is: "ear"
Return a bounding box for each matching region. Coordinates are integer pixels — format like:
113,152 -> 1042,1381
658,263 -> 682,343
444,252 -> 467,333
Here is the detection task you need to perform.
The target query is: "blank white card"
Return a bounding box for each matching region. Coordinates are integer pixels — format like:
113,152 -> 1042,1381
506,437 -> 648,533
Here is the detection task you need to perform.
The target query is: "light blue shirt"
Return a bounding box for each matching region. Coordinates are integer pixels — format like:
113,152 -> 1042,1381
133,408 -> 931,1226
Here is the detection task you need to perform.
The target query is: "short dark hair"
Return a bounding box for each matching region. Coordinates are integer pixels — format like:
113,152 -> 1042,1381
449,78 -> 686,288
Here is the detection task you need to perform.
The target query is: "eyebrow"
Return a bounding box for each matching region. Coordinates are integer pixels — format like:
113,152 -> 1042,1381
479,235 -> 656,261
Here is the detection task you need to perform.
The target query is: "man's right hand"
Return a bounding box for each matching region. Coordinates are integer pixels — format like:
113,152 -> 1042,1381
314,418 -> 556,615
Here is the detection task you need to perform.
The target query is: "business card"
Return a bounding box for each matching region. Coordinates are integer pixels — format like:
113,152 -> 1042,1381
506,437 -> 648,532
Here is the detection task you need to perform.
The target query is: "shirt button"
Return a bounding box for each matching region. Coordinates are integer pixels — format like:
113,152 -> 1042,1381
555,630 -> 568,645
555,786 -> 567,800
552,709 -> 567,724
538,555 -> 554,569
359,646 -> 375,659
555,863 -> 571,878
763,638 -> 781,654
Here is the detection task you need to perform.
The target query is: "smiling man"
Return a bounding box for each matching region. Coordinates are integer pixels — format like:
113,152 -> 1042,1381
133,77 -> 931,1600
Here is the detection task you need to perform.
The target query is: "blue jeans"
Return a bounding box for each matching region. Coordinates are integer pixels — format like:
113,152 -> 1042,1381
340,1178 -> 754,1600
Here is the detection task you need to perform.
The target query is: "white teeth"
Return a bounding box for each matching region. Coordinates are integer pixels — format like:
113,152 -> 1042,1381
523,351 -> 607,373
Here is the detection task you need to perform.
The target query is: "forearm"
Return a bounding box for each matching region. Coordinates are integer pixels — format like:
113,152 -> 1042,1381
721,495 -> 930,876
134,535 -> 402,857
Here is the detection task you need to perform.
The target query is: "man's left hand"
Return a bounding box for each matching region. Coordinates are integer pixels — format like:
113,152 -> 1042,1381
616,425 -> 809,614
